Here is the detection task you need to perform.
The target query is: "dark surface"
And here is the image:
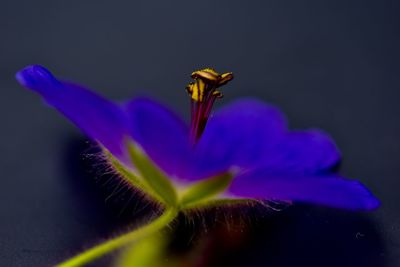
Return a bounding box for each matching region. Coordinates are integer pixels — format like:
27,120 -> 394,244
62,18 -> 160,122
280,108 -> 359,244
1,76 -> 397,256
1,0 -> 399,266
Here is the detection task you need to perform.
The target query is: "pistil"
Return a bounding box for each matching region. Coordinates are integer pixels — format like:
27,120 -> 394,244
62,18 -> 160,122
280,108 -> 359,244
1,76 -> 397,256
186,68 -> 233,143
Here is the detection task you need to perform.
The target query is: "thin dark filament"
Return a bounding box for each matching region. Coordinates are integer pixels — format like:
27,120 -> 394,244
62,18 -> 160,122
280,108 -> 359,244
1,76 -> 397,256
190,101 -> 203,143
190,88 -> 218,143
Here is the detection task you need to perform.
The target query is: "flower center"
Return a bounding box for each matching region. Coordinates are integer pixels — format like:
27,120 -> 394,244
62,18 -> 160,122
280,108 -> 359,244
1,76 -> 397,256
186,68 -> 233,142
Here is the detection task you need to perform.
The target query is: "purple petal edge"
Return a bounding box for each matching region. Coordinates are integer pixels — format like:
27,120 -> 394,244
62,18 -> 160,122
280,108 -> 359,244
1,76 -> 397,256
16,65 -> 129,161
229,170 -> 380,210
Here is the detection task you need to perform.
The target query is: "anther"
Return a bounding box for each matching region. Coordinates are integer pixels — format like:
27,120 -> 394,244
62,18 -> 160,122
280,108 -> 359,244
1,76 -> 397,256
186,68 -> 234,142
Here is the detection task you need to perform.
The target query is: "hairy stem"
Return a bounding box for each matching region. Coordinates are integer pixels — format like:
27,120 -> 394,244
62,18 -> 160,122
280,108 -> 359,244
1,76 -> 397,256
56,208 -> 178,267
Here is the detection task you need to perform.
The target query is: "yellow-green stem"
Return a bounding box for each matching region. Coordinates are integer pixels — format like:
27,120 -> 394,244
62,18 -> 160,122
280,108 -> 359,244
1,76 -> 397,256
56,208 -> 178,267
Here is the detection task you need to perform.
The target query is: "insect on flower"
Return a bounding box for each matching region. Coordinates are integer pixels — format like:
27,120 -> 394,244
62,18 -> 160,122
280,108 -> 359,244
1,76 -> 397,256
16,65 -> 379,266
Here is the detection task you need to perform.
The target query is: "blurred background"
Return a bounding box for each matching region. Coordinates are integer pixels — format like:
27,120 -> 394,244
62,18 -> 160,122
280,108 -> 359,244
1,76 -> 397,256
1,0 -> 399,266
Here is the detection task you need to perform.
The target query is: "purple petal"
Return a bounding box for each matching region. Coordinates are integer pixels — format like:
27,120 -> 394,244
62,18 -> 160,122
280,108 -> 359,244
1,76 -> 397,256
258,129 -> 341,175
229,169 -> 379,210
126,98 -> 192,179
189,99 -> 341,180
16,65 -> 129,160
189,98 -> 288,179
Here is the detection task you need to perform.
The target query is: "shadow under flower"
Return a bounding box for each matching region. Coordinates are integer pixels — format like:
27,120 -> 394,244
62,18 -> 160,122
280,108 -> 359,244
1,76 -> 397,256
60,135 -> 158,266
172,205 -> 386,267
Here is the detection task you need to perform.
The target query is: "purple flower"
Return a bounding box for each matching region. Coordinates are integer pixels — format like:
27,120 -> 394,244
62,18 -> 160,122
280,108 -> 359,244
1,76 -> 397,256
16,65 -> 379,211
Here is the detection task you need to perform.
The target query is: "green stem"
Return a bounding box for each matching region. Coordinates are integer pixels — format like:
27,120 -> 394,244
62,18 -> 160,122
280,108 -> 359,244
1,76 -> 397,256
56,208 -> 178,267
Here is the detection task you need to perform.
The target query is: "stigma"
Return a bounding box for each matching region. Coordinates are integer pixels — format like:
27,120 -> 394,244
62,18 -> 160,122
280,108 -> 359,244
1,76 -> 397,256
186,68 -> 233,142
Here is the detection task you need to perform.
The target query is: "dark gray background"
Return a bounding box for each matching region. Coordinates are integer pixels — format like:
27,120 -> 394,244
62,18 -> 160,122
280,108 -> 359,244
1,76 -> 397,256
1,0 -> 399,266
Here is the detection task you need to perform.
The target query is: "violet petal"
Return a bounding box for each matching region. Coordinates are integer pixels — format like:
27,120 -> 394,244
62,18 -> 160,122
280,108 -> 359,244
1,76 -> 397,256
16,65 -> 129,160
126,98 -> 192,179
229,169 -> 379,210
256,129 -> 341,175
188,99 -> 287,179
191,99 -> 340,179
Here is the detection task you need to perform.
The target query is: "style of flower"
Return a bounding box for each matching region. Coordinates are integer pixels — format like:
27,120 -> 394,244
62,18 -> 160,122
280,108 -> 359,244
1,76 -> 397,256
16,65 -> 379,267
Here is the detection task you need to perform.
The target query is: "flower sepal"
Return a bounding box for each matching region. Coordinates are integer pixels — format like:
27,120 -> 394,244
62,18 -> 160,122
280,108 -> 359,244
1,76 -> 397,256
108,142 -> 235,210
179,172 -> 234,209
127,142 -> 178,207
